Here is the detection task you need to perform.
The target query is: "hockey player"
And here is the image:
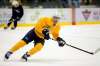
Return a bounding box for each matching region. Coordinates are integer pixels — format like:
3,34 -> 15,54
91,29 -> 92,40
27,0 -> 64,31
4,0 -> 24,30
4,16 -> 66,61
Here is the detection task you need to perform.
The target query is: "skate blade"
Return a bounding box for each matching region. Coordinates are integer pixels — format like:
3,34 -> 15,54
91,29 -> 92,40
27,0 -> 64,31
3,58 -> 9,62
20,58 -> 27,62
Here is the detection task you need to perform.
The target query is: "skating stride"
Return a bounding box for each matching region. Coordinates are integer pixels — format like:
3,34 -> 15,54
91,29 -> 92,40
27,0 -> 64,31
4,16 -> 66,61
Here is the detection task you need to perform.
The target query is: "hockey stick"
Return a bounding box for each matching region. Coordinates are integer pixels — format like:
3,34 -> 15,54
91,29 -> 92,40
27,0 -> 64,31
51,38 -> 100,55
64,43 -> 94,55
51,38 -> 94,55
65,42 -> 100,55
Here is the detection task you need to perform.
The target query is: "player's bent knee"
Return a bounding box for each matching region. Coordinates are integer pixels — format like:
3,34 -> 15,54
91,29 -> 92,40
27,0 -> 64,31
35,43 -> 43,51
20,40 -> 27,44
22,38 -> 30,44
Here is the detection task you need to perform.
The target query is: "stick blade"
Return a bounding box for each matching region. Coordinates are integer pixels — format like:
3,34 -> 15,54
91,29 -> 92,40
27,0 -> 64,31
94,48 -> 100,54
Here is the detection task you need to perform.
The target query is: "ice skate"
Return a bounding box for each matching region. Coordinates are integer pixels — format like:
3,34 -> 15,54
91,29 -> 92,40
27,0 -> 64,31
4,51 -> 13,61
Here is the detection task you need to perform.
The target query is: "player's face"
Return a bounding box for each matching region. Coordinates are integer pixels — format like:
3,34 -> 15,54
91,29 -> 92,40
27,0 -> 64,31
13,4 -> 19,7
53,18 -> 59,26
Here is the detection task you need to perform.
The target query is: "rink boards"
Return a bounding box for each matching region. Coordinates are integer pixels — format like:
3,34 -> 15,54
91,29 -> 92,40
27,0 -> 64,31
0,8 -> 100,27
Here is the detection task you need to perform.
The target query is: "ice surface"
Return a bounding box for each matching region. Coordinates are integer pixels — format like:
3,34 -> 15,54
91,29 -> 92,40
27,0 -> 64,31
0,25 -> 100,66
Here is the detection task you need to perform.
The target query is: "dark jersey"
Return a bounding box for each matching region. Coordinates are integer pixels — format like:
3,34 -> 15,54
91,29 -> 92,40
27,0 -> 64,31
12,5 -> 24,18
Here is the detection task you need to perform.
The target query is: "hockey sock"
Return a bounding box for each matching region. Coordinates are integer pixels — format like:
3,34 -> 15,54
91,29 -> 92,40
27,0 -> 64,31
10,40 -> 27,52
14,21 -> 17,28
27,43 -> 43,56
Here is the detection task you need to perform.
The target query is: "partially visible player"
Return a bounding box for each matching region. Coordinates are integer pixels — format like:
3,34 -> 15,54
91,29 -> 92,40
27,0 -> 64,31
4,0 -> 24,30
4,16 -> 66,61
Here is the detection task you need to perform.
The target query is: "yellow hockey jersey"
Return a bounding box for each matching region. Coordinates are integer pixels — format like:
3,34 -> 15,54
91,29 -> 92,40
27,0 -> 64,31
34,17 -> 60,40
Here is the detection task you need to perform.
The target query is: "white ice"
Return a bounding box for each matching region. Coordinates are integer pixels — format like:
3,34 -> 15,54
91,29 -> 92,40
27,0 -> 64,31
0,25 -> 100,66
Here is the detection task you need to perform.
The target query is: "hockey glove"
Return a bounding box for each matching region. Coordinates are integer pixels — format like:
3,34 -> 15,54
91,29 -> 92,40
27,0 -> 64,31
42,28 -> 50,40
56,37 -> 66,47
